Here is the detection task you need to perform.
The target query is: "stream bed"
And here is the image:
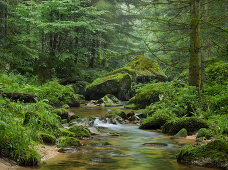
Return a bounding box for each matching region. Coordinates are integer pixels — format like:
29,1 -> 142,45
38,106 -> 215,170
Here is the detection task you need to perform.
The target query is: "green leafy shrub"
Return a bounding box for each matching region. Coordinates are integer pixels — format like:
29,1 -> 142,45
57,137 -> 81,147
38,133 -> 56,145
162,117 -> 209,135
208,115 -> 228,135
68,125 -> 91,138
206,61 -> 228,85
38,81 -> 80,106
139,110 -> 174,129
177,139 -> 228,169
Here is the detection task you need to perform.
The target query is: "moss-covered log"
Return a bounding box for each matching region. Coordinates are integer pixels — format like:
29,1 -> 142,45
1,91 -> 36,103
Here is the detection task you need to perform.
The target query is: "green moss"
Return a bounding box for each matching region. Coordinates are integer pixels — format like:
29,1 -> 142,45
68,125 -> 91,138
173,128 -> 188,138
162,117 -> 209,135
128,56 -> 166,78
177,139 -> 228,169
124,103 -> 138,109
38,133 -> 56,145
60,129 -> 75,137
128,82 -> 169,109
197,128 -> 213,140
62,119 -> 68,124
87,73 -> 130,89
139,110 -> 173,129
57,137 -> 81,147
106,109 -> 127,119
51,108 -> 69,120
100,94 -> 122,107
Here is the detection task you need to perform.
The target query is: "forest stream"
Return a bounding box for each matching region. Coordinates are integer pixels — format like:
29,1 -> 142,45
20,106 -> 216,170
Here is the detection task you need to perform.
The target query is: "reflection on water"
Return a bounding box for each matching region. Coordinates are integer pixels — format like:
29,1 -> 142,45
37,106 -> 216,170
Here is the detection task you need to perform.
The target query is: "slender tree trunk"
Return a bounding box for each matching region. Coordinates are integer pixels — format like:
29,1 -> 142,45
189,0 -> 201,87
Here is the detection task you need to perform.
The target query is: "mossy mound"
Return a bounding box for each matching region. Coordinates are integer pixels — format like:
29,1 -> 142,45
197,128 -> 213,140
98,94 -> 122,107
162,117 -> 209,135
139,111 -> 173,129
60,129 -> 76,137
177,139 -> 228,169
57,137 -> 81,147
127,82 -> 169,109
113,56 -> 167,83
86,73 -> 131,100
173,128 -> 188,138
106,109 -> 127,119
51,108 -> 69,120
68,125 -> 91,138
38,133 -> 56,145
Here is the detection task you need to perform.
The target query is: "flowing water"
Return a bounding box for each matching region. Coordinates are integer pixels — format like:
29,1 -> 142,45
36,106 -> 215,170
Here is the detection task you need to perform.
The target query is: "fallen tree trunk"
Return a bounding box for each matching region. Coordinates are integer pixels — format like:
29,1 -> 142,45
0,91 -> 36,103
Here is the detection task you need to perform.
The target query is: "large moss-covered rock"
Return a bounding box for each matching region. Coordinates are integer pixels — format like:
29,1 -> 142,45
68,125 -> 91,138
196,128 -> 213,140
86,73 -> 131,100
162,117 -> 209,135
139,110 -> 173,129
113,56 -> 167,83
57,137 -> 81,147
177,139 -> 228,169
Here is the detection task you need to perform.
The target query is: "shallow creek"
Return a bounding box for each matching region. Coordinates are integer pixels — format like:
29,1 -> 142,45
29,106 -> 217,170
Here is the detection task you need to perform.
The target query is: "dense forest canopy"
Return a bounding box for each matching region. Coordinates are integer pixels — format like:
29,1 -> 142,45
0,0 -> 227,169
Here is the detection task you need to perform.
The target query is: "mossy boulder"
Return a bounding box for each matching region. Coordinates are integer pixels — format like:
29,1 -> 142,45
60,129 -> 75,137
162,117 -> 209,135
197,128 -> 213,140
38,133 -> 56,145
98,94 -> 122,107
177,139 -> 228,169
112,56 -> 167,83
57,137 -> 81,147
106,109 -> 127,120
86,73 -> 131,100
173,128 -> 188,138
51,108 -> 69,120
68,125 -> 91,138
127,82 -> 169,109
139,110 -> 173,129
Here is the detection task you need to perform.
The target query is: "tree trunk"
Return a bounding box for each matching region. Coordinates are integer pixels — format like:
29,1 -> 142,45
189,0 -> 201,87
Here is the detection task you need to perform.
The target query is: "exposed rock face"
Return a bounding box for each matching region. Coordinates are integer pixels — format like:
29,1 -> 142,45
86,73 -> 131,100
